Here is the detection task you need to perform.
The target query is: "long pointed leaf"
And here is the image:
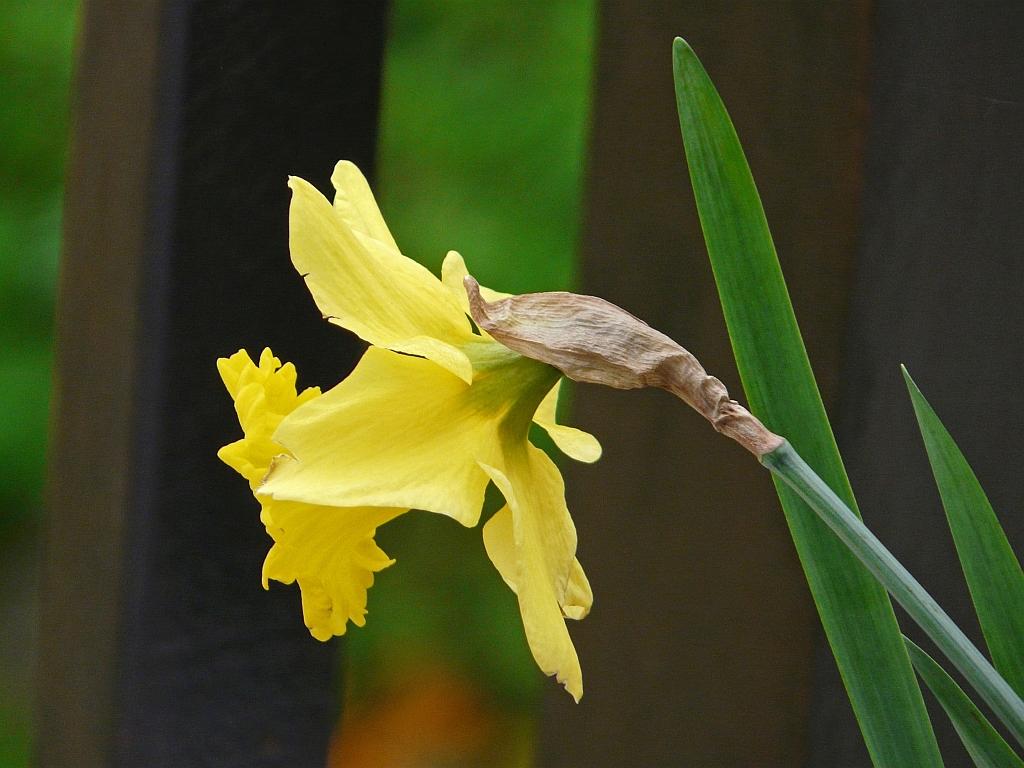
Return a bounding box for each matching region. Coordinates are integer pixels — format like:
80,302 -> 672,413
906,638 -> 1024,768
672,38 -> 942,767
904,367 -> 1024,697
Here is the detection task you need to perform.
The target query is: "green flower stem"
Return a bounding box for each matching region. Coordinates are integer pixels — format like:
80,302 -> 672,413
762,440 -> 1024,745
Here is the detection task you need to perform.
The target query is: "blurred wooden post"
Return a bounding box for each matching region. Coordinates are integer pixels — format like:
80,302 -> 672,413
38,2 -> 387,765
541,3 -> 869,765
824,4 -> 1024,766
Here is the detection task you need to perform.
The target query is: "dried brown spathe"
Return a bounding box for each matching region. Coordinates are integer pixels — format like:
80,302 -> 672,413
465,276 -> 783,457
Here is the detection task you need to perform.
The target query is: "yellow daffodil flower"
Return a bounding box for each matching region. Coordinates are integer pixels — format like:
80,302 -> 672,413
219,161 -> 601,700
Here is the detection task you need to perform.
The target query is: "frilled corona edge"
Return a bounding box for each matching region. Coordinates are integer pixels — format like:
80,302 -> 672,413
464,275 -> 784,457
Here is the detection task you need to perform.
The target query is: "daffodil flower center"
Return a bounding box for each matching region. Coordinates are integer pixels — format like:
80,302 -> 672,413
463,340 -> 561,443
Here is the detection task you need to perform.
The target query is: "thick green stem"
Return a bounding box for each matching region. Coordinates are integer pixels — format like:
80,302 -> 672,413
762,440 -> 1024,746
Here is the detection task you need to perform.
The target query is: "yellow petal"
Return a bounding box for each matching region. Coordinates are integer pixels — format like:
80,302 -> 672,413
389,334 -> 473,385
288,176 -> 474,379
330,160 -> 399,251
441,250 -> 512,315
479,444 -> 583,701
482,505 -> 517,593
561,559 -> 593,621
217,349 -> 256,400
216,348 -> 321,487
533,380 -> 602,463
217,438 -> 264,485
484,505 -> 592,621
264,347 -> 498,526
260,498 -> 403,640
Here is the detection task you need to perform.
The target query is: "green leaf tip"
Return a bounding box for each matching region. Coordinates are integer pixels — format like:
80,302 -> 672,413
903,366 -> 1024,700
900,363 -> 920,394
671,37 -> 703,88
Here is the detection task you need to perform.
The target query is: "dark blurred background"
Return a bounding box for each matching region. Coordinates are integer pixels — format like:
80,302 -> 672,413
5,1 -> 1024,767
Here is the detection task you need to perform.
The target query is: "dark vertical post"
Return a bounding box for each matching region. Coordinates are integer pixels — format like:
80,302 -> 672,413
541,2 -> 869,765
826,4 -> 1024,766
39,2 -> 388,766
39,3 -> 164,765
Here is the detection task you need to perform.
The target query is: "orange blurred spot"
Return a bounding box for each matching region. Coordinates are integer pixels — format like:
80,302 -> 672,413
329,667 -> 529,768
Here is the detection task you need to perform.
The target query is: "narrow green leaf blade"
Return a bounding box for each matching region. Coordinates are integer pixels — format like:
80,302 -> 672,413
765,441 -> 1024,745
904,367 -> 1024,696
907,638 -> 1024,768
672,38 -> 942,767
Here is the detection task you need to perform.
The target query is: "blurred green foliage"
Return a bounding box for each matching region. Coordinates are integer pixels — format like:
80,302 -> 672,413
0,1 -> 77,765
377,1 -> 594,295
0,0 -> 77,535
